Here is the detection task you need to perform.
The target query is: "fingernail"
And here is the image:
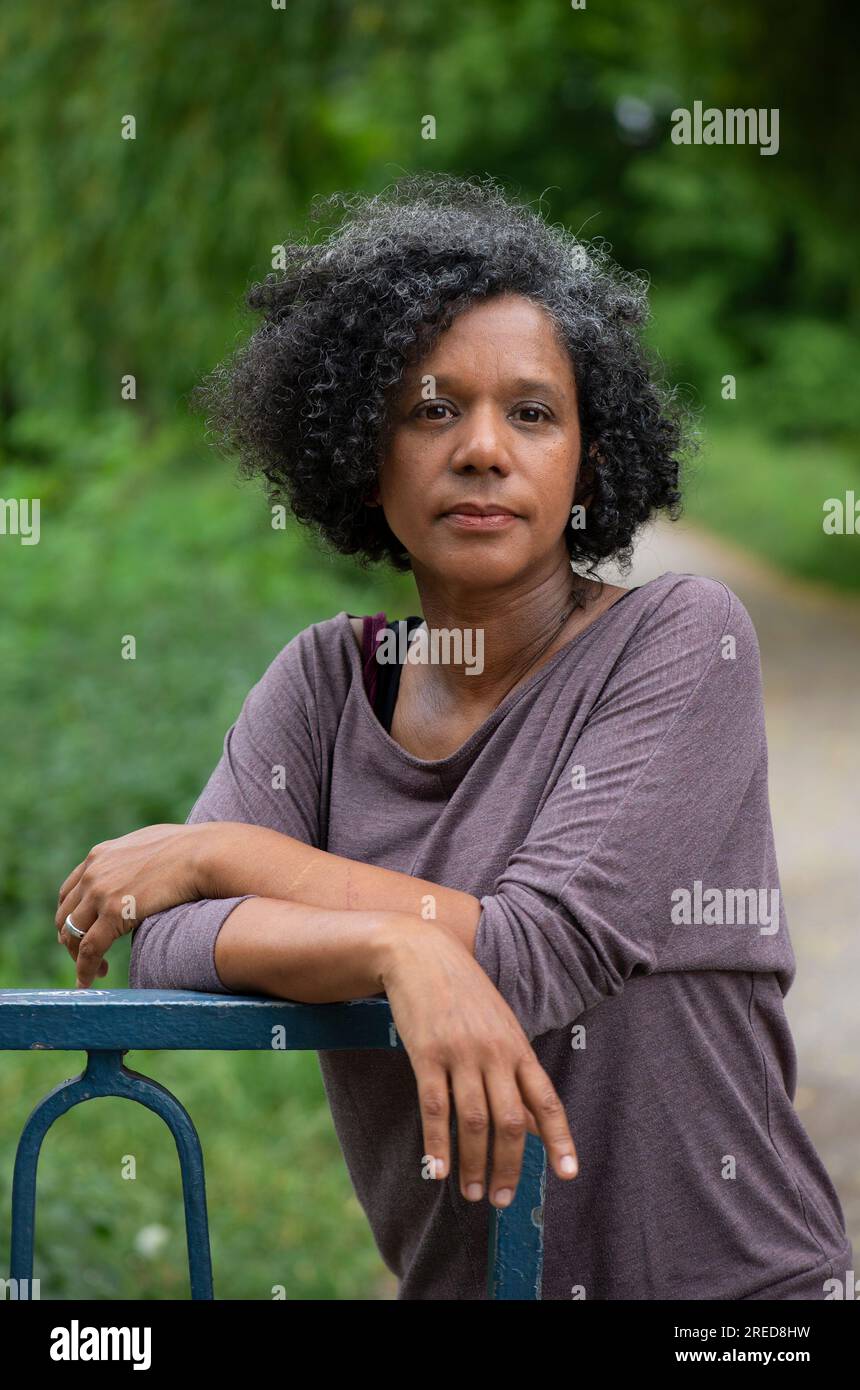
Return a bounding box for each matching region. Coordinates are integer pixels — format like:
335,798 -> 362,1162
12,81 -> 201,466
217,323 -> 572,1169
494,1189 -> 512,1207
560,1155 -> 578,1176
466,1183 -> 483,1200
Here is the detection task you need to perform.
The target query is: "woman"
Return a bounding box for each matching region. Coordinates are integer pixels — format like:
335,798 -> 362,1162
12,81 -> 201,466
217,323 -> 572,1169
56,175 -> 852,1301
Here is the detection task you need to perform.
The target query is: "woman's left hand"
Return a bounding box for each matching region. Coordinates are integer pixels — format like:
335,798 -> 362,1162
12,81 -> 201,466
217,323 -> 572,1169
55,823 -> 213,988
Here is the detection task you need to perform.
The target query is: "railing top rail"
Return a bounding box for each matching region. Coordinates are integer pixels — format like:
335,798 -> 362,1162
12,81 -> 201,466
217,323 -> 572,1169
0,989 -> 401,1052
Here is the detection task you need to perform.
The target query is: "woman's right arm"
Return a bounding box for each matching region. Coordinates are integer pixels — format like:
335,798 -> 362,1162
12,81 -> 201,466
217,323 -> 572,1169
213,894 -> 579,1208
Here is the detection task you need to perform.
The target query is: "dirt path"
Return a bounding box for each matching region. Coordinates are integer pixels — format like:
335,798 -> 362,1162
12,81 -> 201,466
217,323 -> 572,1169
603,518 -> 860,1262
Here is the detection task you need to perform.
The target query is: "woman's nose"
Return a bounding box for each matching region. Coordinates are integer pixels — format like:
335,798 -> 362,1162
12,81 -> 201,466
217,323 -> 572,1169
449,407 -> 511,474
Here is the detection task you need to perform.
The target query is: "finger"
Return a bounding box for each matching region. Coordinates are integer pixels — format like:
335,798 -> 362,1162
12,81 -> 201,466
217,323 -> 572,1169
75,918 -> 117,989
56,881 -> 82,932
484,1069 -> 528,1209
57,893 -> 98,955
57,855 -> 89,908
518,1054 -> 579,1180
56,880 -> 91,933
413,1059 -> 452,1185
450,1067 -> 491,1203
60,928 -> 108,984
62,931 -> 108,979
61,932 -> 108,978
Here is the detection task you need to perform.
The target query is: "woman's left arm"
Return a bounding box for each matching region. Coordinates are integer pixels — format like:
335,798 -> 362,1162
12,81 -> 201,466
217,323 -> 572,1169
470,577 -> 789,1041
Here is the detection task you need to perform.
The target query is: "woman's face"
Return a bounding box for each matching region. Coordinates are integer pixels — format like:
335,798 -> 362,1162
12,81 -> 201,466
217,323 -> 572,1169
375,293 -> 584,595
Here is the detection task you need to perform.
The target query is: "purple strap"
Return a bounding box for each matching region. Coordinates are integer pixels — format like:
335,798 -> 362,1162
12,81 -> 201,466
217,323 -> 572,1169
361,612 -> 388,712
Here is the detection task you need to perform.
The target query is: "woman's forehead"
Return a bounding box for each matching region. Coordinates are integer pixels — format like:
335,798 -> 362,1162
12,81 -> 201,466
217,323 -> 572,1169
406,297 -> 574,387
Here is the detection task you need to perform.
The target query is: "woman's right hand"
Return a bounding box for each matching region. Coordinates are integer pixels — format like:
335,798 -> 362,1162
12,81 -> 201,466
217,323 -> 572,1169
378,918 -> 579,1208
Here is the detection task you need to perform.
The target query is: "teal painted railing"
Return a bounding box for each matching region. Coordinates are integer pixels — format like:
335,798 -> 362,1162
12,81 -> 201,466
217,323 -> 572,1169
0,989 -> 545,1299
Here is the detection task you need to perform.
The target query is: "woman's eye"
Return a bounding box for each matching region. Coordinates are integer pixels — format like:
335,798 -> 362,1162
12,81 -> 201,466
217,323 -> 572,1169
416,401 -> 453,421
513,405 -> 550,423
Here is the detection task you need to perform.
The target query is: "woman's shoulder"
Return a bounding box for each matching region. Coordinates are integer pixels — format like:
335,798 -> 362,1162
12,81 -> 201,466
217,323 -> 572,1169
634,570 -> 754,635
241,612 -> 359,712
616,572 -> 762,694
276,610 -> 363,660
254,608 -> 417,695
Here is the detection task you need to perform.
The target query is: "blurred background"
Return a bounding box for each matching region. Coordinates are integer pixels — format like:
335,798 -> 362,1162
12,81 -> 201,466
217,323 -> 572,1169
1,0 -> 857,1298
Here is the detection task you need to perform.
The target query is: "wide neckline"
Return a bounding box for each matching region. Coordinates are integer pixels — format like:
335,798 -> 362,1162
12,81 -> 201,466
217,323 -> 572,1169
338,571 -> 679,773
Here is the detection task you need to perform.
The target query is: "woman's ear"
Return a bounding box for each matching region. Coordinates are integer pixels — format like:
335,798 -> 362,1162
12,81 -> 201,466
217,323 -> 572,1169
364,484 -> 381,508
574,442 -> 601,510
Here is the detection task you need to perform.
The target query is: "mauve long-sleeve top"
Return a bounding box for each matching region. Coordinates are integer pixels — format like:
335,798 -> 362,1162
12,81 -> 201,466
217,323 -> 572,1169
129,570 -> 853,1300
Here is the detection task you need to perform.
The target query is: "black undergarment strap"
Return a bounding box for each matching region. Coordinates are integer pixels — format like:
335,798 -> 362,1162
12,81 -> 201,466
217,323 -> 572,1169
375,617 -> 424,734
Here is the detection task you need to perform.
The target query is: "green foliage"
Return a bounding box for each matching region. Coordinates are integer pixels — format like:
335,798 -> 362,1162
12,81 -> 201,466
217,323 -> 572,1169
2,0 -> 858,438
743,320 -> 860,439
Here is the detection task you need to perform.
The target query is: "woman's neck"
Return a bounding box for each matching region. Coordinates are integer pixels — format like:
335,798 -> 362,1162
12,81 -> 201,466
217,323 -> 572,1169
410,561 -> 594,713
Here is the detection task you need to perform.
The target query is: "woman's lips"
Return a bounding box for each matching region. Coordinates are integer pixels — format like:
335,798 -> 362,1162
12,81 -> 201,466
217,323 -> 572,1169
440,511 -> 520,531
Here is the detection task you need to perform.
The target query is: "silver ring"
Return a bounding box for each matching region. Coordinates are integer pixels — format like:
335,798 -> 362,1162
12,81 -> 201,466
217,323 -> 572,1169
64,915 -> 86,941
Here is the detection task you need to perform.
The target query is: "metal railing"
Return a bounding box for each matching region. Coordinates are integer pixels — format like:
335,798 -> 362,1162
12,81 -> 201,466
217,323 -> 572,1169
0,988 -> 546,1300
